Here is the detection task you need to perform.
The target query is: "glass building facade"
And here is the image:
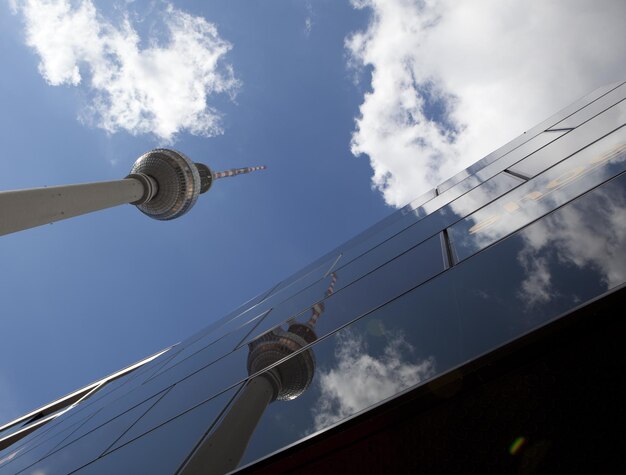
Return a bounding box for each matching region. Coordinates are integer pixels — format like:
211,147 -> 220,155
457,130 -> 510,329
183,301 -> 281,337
1,81 -> 625,474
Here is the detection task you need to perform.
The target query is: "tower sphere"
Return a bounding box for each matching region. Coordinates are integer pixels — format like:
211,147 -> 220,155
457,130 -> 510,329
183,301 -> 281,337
247,328 -> 316,401
129,149 -> 201,220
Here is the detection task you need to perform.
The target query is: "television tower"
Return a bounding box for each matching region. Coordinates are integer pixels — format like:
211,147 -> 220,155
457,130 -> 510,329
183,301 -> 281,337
0,149 -> 266,236
181,273 -> 338,474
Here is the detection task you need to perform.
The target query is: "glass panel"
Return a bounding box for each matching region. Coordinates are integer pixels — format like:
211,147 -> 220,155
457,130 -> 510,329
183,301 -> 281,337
10,392 -> 169,475
509,101 -> 626,177
244,234 -> 445,345
0,378 -> 105,448
438,136 -> 539,194
437,81 -> 625,194
335,172 -> 522,287
48,390 -> 166,456
265,254 -> 341,299
174,282 -> 280,352
451,172 -> 626,354
75,385 -> 240,475
336,202 -> 421,258
0,421 -> 44,451
335,211 -> 426,267
0,416 -> 93,474
335,189 -> 447,271
197,307 -> 270,349
38,359 -> 172,439
202,256 -> 341,343
36,345 -> 236,456
232,173 -> 626,469
450,129 -> 626,261
141,344 -> 249,405
0,373 -> 134,456
418,164 -> 524,217
0,392 -> 111,461
432,130 -> 566,215
548,85 -> 626,130
245,273 -> 341,341
106,385 -> 236,453
26,349 -> 176,443
471,131 -> 567,183
149,309 -> 270,379
236,279 -> 455,468
330,172 -> 520,292
403,188 -> 437,212
115,349 -> 182,386
437,132 -> 549,194
0,394 -> 157,475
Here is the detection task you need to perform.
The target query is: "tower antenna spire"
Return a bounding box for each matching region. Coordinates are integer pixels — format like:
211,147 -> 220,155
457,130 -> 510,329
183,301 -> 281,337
212,165 -> 267,180
0,149 -> 268,236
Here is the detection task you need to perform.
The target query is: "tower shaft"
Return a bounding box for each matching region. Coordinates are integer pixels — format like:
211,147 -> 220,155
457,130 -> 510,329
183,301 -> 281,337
0,177 -> 152,237
180,375 -> 276,475
0,148 -> 266,237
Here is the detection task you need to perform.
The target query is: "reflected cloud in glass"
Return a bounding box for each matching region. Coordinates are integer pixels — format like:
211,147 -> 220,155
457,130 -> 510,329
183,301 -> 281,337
450,130 -> 626,261
311,327 -> 435,433
516,185 -> 626,307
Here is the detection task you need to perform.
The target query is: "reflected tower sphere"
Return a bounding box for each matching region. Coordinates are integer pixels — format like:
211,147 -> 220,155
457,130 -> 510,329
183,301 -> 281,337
180,274 -> 338,475
247,325 -> 317,401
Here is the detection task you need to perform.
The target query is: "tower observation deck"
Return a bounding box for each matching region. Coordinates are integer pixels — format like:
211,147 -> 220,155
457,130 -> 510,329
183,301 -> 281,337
0,148 -> 266,236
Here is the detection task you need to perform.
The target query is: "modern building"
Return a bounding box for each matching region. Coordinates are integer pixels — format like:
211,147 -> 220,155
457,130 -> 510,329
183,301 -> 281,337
0,80 -> 625,474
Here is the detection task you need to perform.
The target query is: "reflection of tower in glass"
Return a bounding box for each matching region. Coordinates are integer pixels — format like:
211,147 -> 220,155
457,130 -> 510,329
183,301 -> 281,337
0,148 -> 266,236
181,273 -> 338,474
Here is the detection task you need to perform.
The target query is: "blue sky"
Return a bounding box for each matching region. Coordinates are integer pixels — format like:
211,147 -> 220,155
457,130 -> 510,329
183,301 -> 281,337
1,0 -> 625,423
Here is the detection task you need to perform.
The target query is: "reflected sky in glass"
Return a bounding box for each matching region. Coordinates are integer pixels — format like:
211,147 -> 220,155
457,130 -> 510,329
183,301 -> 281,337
450,128 -> 626,261
234,172 -> 626,469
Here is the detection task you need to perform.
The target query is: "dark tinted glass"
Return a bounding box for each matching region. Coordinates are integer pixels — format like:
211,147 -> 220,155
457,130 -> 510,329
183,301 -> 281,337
47,391 -> 166,457
0,416 -> 92,474
548,85 -> 626,130
427,131 -> 566,208
450,129 -> 626,261
150,309 -> 270,378
265,254 -> 341,299
437,81 -> 624,193
142,336 -> 249,396
334,172 -> 521,286
244,233 -> 445,345
405,188 -> 437,210
233,172 -> 626,469
106,385 -> 235,453
0,394 -> 158,474
472,131 -> 567,182
436,131 -> 556,194
509,101 -> 626,177
75,385 -> 239,474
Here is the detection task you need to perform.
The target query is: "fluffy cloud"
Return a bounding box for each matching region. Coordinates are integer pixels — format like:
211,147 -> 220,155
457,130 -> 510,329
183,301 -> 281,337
347,0 -> 626,207
516,186 -> 626,307
311,328 -> 435,432
13,0 -> 239,143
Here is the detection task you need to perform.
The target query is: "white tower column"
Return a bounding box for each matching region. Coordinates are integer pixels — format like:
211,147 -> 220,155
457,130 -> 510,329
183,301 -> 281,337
181,375 -> 277,475
0,148 -> 266,237
0,176 -> 154,236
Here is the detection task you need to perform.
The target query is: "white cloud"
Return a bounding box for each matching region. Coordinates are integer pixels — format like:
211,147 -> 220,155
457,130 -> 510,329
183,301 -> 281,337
347,0 -> 626,207
304,1 -> 313,36
13,0 -> 239,143
516,187 -> 626,307
311,328 -> 435,432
